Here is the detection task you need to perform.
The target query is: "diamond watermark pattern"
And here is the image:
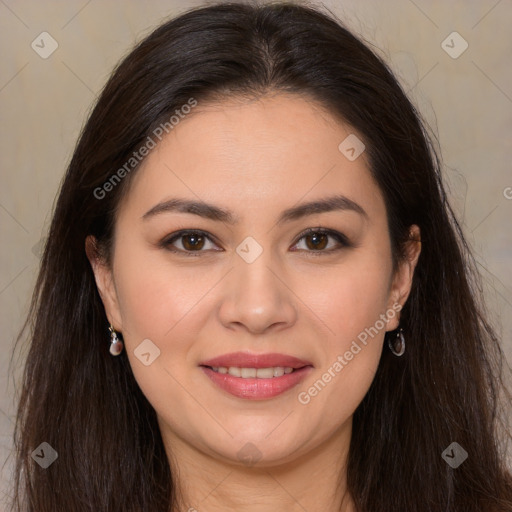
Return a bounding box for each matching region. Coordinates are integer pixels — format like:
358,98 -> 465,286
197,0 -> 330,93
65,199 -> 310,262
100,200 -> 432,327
31,442 -> 58,468
237,442 -> 262,467
441,442 -> 468,468
441,32 -> 468,59
338,134 -> 365,161
236,236 -> 263,264
31,32 -> 59,59
134,338 -> 161,366
31,236 -> 46,258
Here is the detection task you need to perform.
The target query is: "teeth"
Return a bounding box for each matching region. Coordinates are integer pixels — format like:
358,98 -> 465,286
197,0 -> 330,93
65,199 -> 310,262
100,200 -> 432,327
228,367 -> 241,377
210,366 -> 296,378
273,367 -> 284,377
255,367 -> 274,378
241,368 -> 257,378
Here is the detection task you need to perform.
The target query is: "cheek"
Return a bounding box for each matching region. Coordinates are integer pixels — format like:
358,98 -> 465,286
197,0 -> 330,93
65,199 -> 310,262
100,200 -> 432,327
304,249 -> 393,345
111,246 -> 206,419
113,241 -> 214,342
296,249 -> 392,412
111,243 -> 224,404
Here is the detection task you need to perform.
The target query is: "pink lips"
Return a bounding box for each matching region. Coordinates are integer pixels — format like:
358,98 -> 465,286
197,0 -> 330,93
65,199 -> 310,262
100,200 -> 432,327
200,351 -> 312,369
199,351 -> 314,400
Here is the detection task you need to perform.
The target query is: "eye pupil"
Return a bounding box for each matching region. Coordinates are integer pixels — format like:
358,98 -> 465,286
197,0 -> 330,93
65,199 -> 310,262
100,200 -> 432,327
183,233 -> 205,250
306,232 -> 328,250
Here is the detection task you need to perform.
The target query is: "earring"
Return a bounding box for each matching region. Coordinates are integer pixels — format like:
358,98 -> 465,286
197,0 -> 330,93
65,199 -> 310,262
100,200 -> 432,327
108,324 -> 124,356
388,327 -> 405,357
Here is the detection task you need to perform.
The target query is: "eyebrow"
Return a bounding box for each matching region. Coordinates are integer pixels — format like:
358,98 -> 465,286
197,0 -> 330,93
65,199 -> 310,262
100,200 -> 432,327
142,194 -> 368,224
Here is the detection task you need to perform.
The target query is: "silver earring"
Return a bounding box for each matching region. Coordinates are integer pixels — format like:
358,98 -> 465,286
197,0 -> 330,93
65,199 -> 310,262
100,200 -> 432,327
388,327 -> 405,357
109,324 -> 124,356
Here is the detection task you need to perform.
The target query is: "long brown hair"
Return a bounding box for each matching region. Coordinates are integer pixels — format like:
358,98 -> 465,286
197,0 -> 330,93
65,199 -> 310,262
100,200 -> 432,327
9,2 -> 512,510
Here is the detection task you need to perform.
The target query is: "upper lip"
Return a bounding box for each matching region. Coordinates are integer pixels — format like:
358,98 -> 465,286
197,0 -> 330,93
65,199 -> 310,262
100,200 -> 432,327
200,351 -> 313,369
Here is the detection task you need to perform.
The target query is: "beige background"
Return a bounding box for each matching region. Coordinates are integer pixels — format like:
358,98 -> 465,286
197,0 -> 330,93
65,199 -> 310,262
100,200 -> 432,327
1,0 -> 511,506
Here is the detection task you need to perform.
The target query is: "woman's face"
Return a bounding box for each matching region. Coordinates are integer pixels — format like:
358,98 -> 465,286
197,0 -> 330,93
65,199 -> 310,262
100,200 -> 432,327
88,93 -> 420,467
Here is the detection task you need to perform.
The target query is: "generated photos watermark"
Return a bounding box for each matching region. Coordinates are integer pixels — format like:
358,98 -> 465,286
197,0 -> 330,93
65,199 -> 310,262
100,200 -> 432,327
298,302 -> 402,405
94,98 -> 198,200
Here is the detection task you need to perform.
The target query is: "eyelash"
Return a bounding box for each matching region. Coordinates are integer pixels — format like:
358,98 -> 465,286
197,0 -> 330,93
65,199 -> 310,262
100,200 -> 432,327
160,227 -> 351,257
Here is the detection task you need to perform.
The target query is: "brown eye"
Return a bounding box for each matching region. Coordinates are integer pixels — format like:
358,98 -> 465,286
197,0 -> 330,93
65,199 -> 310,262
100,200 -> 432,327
292,228 -> 350,254
304,232 -> 329,250
162,230 -> 219,255
181,233 -> 206,251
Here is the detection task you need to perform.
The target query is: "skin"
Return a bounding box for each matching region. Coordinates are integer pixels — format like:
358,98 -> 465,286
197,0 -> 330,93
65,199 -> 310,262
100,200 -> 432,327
86,93 -> 421,512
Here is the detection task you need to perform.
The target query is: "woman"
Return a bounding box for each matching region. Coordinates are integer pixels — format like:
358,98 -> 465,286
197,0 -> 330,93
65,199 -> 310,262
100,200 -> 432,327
10,2 -> 512,511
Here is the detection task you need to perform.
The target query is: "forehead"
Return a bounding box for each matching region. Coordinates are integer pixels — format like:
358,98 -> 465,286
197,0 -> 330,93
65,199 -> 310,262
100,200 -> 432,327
117,93 -> 385,223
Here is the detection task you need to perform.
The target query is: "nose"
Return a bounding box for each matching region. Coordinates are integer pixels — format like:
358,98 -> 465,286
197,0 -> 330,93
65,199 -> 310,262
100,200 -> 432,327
218,247 -> 298,335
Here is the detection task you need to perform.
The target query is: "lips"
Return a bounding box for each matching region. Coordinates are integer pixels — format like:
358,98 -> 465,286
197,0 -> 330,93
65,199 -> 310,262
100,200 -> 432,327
200,351 -> 313,369
199,351 -> 314,400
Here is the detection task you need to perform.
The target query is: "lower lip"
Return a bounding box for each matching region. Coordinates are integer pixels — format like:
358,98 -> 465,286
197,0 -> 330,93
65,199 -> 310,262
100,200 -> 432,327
200,366 -> 313,400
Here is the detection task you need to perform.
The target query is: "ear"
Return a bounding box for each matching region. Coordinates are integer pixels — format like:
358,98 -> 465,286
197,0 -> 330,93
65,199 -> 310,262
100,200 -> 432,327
85,235 -> 123,330
386,224 -> 421,331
